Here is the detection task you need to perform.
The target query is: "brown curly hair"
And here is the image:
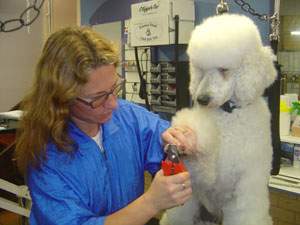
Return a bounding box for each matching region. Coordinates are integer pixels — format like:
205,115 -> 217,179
15,27 -> 119,176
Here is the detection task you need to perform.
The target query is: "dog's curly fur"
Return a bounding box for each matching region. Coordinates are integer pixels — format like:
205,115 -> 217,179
160,14 -> 276,225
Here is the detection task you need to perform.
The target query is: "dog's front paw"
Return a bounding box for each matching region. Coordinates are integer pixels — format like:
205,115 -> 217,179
172,107 -> 220,189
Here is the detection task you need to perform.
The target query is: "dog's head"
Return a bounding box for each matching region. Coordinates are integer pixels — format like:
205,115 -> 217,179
187,14 -> 276,109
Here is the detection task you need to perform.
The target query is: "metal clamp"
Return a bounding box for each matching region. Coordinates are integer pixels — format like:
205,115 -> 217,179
216,0 -> 229,15
269,12 -> 280,41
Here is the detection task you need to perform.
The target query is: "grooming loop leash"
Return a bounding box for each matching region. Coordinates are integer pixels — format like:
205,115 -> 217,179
231,0 -> 281,175
233,0 -> 268,20
233,0 -> 281,41
216,0 -> 280,41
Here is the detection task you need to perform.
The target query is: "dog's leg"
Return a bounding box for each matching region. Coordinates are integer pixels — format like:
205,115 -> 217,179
160,196 -> 201,225
172,107 -> 220,190
221,171 -> 272,225
159,213 -> 171,225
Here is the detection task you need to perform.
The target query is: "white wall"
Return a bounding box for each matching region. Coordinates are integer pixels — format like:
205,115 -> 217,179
0,0 -> 44,112
0,0 -> 78,112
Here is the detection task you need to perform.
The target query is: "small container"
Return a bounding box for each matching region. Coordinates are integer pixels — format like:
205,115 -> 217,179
292,116 -> 300,137
280,94 -> 290,106
280,102 -> 291,136
290,101 -> 300,123
293,145 -> 300,168
290,102 -> 300,137
286,93 -> 298,106
281,141 -> 294,160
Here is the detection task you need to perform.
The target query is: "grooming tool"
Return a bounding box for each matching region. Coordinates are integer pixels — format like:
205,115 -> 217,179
161,144 -> 186,176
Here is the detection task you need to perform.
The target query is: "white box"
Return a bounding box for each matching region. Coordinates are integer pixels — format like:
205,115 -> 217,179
131,0 -> 170,18
130,0 -> 195,46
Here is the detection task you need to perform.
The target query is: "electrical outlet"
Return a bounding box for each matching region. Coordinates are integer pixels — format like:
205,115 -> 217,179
132,82 -> 138,92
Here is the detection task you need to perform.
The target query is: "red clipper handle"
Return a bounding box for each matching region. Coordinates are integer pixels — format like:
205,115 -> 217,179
161,160 -> 186,176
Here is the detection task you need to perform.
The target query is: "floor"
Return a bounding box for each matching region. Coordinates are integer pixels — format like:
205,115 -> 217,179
0,210 -> 159,225
0,211 -> 19,225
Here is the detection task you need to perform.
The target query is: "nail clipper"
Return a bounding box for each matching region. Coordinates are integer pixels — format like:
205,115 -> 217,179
161,144 -> 186,176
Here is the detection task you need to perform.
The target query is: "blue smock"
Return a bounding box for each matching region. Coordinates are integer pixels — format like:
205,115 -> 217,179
27,99 -> 170,225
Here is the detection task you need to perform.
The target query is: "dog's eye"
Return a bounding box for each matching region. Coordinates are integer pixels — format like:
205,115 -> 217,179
218,68 -> 229,73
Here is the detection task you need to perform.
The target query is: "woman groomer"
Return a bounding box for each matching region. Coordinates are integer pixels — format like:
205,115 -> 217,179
15,27 -> 196,225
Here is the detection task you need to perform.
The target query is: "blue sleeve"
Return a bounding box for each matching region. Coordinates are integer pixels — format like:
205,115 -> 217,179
141,113 -> 170,176
116,100 -> 171,176
27,164 -> 106,225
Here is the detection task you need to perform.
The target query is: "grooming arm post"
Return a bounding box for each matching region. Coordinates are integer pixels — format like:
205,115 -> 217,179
0,178 -> 31,217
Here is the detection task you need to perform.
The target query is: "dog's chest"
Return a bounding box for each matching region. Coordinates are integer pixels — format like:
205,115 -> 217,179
212,102 -> 271,179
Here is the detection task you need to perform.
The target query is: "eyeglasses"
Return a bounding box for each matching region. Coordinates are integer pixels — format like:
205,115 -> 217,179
76,74 -> 126,109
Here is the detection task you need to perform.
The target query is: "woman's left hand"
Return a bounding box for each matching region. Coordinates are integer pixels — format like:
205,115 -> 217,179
161,125 -> 197,155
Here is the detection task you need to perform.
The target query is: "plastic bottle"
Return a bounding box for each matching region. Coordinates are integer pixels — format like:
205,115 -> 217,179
290,101 -> 300,123
280,102 -> 291,136
293,145 -> 300,168
290,102 -> 300,137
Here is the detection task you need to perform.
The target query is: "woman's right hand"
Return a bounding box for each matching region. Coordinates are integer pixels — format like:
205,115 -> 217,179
143,169 -> 192,213
104,169 -> 192,225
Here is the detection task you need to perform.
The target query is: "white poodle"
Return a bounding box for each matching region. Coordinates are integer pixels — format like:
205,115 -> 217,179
160,14 -> 276,225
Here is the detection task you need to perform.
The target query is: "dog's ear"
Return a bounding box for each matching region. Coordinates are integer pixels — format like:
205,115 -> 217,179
189,61 -> 204,98
234,46 -> 277,103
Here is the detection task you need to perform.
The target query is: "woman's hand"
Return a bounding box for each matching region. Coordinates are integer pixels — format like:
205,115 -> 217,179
143,169 -> 192,213
104,169 -> 192,225
162,125 -> 197,155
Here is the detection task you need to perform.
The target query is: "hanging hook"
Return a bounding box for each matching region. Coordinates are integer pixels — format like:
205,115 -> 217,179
269,12 -> 280,41
216,0 -> 229,15
269,0 -> 280,41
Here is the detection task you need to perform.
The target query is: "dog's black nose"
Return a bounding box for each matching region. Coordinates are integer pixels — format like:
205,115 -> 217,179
197,96 -> 210,106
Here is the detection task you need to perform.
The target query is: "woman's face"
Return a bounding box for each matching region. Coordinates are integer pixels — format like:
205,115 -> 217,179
70,64 -> 119,132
